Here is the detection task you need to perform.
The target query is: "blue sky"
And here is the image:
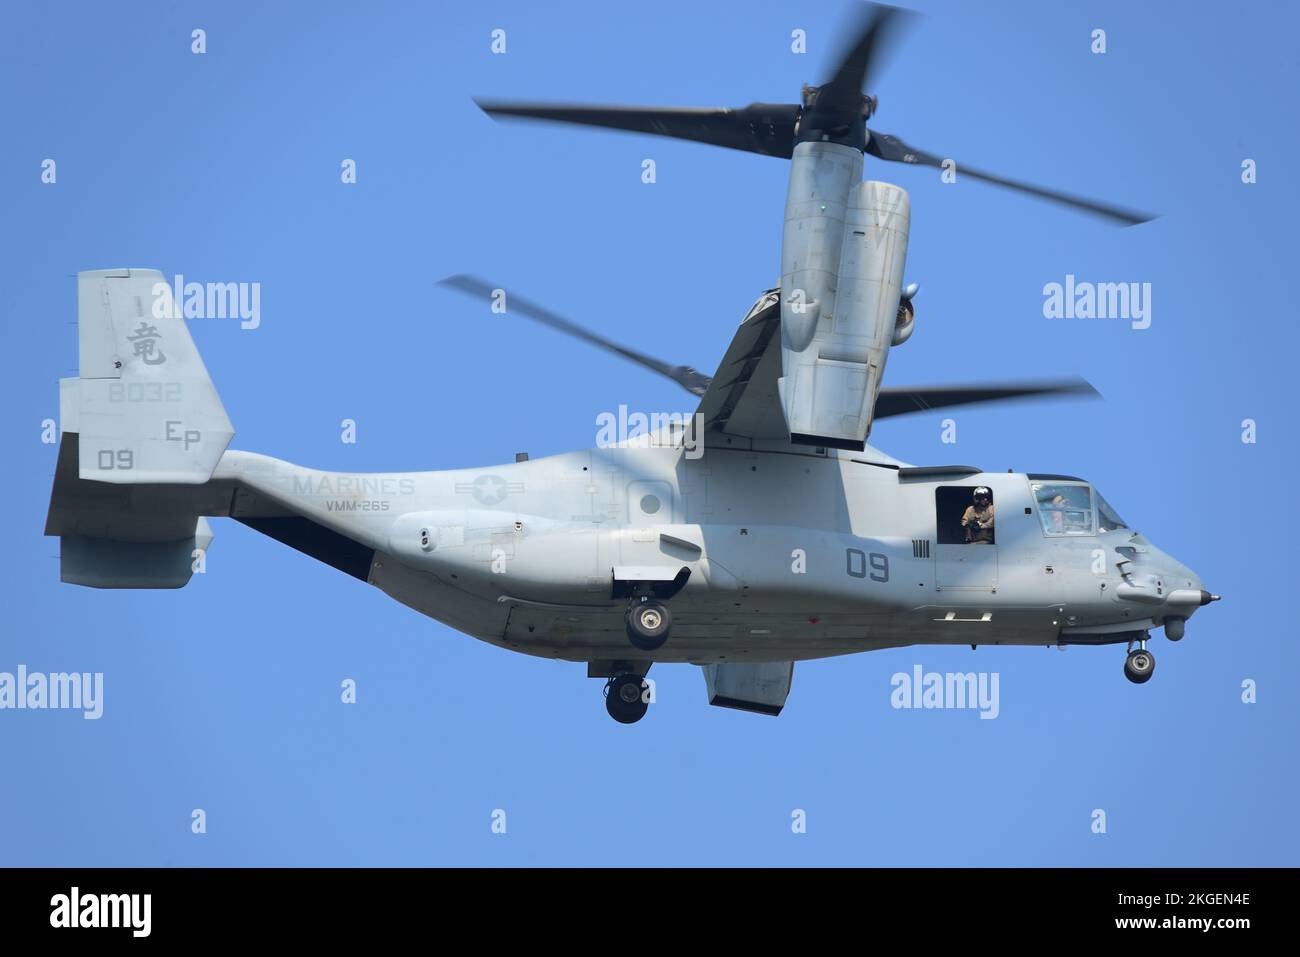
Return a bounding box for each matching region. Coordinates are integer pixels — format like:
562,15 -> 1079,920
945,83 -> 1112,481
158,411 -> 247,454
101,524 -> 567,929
1,0 -> 1296,865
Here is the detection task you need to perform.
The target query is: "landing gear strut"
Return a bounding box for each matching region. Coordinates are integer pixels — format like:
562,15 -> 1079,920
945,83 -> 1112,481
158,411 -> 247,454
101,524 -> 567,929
605,674 -> 650,724
1124,636 -> 1155,684
625,598 -> 671,651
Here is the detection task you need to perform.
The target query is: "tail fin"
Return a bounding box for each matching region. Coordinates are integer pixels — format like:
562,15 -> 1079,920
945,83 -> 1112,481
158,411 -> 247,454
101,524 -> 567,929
46,268 -> 235,588
67,268 -> 233,484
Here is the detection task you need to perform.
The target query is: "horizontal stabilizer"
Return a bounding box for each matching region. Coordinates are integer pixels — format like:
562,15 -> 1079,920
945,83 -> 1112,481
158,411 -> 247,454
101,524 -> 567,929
60,518 -> 212,589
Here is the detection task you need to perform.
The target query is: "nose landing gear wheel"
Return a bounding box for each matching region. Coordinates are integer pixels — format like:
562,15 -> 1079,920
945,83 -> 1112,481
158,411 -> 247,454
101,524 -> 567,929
605,674 -> 649,724
625,600 -> 671,651
1124,648 -> 1155,684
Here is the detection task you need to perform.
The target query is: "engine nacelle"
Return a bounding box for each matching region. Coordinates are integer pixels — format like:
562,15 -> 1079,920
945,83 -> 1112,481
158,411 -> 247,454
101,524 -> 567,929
891,298 -> 915,346
778,141 -> 911,451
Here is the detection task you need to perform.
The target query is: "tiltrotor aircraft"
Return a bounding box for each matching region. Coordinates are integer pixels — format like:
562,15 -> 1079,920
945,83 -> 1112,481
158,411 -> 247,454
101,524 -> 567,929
45,5 -> 1216,723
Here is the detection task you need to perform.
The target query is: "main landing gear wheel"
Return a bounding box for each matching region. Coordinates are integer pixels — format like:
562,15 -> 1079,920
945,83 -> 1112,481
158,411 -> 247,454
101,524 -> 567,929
605,674 -> 649,724
625,600 -> 671,651
1124,648 -> 1155,684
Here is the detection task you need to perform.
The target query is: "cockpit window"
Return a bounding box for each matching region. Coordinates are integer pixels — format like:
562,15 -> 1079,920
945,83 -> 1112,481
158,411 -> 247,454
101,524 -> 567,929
1097,493 -> 1129,533
1032,483 -> 1094,536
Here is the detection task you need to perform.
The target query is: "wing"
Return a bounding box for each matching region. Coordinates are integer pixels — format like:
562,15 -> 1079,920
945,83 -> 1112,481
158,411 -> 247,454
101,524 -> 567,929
696,290 -> 1098,444
695,288 -> 787,442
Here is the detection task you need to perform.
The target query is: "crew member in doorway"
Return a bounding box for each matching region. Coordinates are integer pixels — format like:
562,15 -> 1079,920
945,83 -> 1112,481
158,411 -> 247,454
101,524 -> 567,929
962,487 -> 995,544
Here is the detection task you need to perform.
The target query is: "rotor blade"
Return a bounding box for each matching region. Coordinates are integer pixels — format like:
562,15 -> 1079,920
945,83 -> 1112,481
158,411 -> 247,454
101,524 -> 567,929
874,378 -> 1099,419
818,3 -> 916,114
866,131 -> 1154,226
476,101 -> 800,158
439,275 -> 712,396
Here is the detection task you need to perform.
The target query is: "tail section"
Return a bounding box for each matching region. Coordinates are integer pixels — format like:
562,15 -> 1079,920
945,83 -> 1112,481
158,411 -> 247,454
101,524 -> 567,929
46,268 -> 235,588
67,268 -> 234,484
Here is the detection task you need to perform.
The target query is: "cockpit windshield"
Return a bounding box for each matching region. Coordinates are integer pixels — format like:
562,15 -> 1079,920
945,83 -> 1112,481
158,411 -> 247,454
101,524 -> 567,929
1096,492 -> 1129,533
1030,481 -> 1132,536
1032,483 -> 1094,536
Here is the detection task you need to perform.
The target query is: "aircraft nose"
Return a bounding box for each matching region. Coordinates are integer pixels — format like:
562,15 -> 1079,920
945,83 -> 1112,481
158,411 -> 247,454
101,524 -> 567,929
1156,558 -> 1218,640
1112,540 -> 1218,630
1162,560 -> 1216,606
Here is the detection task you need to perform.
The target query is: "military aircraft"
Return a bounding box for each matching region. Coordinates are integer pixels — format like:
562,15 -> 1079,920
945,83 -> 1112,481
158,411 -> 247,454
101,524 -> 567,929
45,5 -> 1216,723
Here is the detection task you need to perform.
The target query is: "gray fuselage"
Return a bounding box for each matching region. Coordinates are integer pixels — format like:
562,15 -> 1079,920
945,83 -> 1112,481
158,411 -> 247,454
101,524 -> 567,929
214,439 -> 1206,665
